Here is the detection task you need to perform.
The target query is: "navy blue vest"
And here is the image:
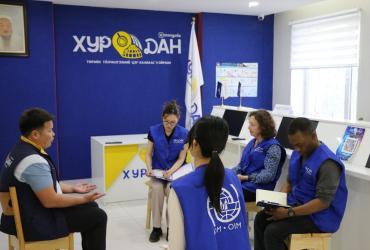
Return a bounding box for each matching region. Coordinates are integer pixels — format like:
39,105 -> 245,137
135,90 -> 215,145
288,143 -> 348,232
150,124 -> 188,170
0,140 -> 69,241
239,138 -> 286,192
171,166 -> 251,250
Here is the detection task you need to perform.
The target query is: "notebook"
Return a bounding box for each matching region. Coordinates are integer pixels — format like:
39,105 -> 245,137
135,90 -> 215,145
256,189 -> 290,208
152,163 -> 193,181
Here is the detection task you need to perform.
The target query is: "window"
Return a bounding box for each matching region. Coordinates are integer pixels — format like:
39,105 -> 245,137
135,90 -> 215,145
290,10 -> 360,120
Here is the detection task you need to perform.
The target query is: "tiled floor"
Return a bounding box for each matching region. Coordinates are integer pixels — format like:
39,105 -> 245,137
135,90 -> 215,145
0,199 -> 255,249
0,199 -> 169,250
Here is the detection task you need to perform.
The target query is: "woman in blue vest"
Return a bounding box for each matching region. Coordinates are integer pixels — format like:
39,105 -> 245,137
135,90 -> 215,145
145,100 -> 188,242
168,116 -> 250,250
234,110 -> 286,201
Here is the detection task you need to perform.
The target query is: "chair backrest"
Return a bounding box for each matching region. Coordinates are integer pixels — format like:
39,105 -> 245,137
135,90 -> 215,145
9,186 -> 26,248
0,191 -> 14,216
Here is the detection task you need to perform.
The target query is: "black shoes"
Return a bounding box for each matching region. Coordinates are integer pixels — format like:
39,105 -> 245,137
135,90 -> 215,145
149,227 -> 162,242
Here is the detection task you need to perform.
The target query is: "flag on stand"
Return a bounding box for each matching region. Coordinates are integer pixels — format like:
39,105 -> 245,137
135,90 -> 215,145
237,82 -> 242,97
185,18 -> 204,129
216,81 -> 223,98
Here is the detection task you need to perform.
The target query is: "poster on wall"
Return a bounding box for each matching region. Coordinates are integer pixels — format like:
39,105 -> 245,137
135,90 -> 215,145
0,2 -> 28,56
215,63 -> 258,98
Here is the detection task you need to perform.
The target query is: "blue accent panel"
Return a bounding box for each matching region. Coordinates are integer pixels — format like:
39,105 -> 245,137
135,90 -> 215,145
0,5 -> 274,180
201,13 -> 274,115
0,1 -> 59,169
54,5 -> 192,179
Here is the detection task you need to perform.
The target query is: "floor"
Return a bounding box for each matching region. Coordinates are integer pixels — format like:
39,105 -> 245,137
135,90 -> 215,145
0,199 -> 255,250
0,199 -> 169,250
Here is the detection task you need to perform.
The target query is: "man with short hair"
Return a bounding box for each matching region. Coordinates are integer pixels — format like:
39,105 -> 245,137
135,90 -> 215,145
254,117 -> 348,250
0,108 -> 107,250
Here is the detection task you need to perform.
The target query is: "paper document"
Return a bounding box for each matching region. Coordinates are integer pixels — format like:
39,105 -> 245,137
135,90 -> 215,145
256,189 -> 290,208
152,163 -> 193,181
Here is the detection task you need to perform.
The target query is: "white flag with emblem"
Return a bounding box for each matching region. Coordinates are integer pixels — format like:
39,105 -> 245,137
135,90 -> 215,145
185,19 -> 204,129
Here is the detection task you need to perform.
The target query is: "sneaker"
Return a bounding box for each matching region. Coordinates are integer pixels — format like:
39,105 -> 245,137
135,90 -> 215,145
166,227 -> 169,241
149,228 -> 162,242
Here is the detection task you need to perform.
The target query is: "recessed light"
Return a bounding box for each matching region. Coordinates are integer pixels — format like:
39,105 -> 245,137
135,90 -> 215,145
248,1 -> 259,8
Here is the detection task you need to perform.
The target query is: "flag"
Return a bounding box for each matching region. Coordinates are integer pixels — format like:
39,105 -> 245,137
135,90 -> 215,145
237,81 -> 242,97
216,81 -> 223,98
185,19 -> 204,129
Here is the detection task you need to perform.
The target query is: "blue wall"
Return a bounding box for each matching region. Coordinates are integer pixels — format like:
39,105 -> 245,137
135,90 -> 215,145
54,5 -> 191,179
0,1 -> 59,166
201,13 -> 274,114
0,2 -> 274,179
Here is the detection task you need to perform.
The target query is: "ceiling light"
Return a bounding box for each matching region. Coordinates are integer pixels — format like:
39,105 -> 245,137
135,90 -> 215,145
248,1 -> 259,8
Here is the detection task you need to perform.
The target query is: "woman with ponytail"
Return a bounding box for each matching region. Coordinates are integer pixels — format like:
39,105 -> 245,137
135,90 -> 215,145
168,116 -> 250,250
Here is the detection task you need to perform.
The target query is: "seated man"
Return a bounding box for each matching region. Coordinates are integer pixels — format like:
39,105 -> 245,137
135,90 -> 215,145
0,108 -> 107,250
254,117 -> 348,250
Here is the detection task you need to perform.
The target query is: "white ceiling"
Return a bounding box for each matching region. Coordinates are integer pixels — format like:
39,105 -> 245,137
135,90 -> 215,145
36,0 -> 323,16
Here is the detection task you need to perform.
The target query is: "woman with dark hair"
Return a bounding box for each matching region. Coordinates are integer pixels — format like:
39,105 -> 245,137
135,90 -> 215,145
234,109 -> 287,202
168,116 -> 250,250
145,100 -> 188,242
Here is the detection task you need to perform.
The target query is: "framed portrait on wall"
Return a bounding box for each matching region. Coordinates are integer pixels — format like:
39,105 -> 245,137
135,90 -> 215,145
0,1 -> 28,56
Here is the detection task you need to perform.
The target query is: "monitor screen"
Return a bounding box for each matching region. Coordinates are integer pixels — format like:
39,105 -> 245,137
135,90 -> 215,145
222,109 -> 248,137
276,117 -> 319,149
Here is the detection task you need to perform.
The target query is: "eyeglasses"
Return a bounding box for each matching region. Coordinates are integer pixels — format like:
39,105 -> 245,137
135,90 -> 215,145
163,120 -> 177,126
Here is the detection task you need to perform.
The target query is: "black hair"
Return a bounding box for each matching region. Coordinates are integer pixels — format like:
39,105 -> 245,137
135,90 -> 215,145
162,100 -> 180,118
188,116 -> 229,213
288,117 -> 316,135
19,108 -> 54,136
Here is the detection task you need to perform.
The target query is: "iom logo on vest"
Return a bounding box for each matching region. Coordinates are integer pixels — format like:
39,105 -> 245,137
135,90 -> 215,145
4,154 -> 14,168
207,184 -> 242,234
305,166 -> 313,176
254,147 -> 264,153
173,139 -> 184,144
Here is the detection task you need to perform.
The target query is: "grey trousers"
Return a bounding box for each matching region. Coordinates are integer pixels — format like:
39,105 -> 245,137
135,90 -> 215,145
151,178 -> 171,228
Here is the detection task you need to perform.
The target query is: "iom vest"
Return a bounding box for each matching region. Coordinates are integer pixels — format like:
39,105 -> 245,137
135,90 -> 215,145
0,140 -> 69,241
150,124 -> 188,170
288,143 -> 348,233
171,166 -> 251,250
239,138 -> 286,193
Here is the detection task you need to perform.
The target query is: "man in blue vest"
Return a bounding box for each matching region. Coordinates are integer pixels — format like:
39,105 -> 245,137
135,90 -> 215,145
0,108 -> 107,250
254,117 -> 348,250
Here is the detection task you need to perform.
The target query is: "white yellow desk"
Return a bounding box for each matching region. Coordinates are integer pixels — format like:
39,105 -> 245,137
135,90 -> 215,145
91,134 -> 148,203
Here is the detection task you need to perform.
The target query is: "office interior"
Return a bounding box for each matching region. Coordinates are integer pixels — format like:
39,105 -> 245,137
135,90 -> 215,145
1,0 -> 370,249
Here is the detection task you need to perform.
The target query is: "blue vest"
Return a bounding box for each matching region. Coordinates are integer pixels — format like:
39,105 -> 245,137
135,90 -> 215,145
239,138 -> 286,193
288,143 -> 348,233
0,140 -> 69,241
171,166 -> 251,250
150,124 -> 188,170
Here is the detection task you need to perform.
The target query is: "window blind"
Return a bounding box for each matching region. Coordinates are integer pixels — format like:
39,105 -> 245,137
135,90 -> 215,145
290,11 -> 361,69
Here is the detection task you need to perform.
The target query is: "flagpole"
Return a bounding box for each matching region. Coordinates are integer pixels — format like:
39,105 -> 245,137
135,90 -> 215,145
221,97 -> 224,107
185,15 -> 204,129
239,96 -> 242,108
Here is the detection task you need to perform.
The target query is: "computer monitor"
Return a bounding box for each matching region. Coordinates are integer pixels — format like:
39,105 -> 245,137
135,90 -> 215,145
276,117 -> 319,149
222,109 -> 248,137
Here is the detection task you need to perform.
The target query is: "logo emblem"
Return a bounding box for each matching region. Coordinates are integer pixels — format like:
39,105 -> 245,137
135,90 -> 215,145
112,31 -> 143,59
207,184 -> 241,226
4,154 -> 14,168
